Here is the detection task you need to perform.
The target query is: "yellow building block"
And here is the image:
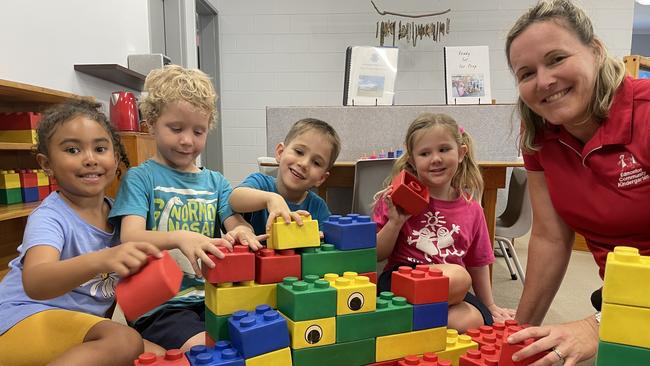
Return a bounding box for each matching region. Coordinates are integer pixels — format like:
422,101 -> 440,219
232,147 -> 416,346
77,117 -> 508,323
0,170 -> 20,189
36,170 -> 49,186
205,280 -> 277,316
375,326 -> 447,361
600,302 -> 650,349
324,272 -> 376,315
245,347 -> 292,366
0,129 -> 37,144
281,313 -> 336,349
603,246 -> 650,309
436,329 -> 478,366
266,214 -> 320,250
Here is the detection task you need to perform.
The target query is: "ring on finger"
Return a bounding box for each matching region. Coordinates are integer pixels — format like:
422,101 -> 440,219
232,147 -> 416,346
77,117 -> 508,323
552,347 -> 565,362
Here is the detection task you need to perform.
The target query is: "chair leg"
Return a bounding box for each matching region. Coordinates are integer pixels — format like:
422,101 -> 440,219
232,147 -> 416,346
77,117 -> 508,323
502,237 -> 525,285
496,239 -> 517,280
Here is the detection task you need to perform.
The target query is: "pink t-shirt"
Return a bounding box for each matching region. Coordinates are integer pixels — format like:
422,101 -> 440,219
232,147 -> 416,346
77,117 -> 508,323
373,193 -> 495,272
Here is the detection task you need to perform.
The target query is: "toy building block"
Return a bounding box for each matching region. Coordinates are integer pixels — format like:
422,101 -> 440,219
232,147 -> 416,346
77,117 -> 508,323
600,302 -> 650,349
206,333 -> 216,347
325,272 -> 376,315
36,170 -> 49,186
186,341 -> 245,366
398,353 -> 451,366
228,304 -> 290,359
18,169 -> 37,188
254,248 -> 301,284
597,340 -> 650,366
205,280 -> 277,316
266,213 -> 320,250
359,270 -> 377,284
281,313 -> 336,349
116,250 -> 182,321
21,186 -> 39,203
0,188 -> 22,205
0,112 -> 41,130
336,291 -> 413,343
366,360 -> 399,366
391,265 -> 449,305
376,327 -> 447,362
602,246 -> 650,309
244,347 -> 292,366
134,350 -> 189,366
413,301 -> 448,330
300,244 -> 376,277
391,170 -> 429,216
205,307 -> 231,341
436,329 -> 478,366
276,275 -> 336,321
322,214 -> 377,250
499,337 -> 547,366
37,185 -> 49,200
465,326 -> 502,351
291,338 -> 376,366
0,129 -> 37,144
0,170 -> 20,189
459,348 -> 499,366
49,175 -> 59,193
202,245 -> 254,284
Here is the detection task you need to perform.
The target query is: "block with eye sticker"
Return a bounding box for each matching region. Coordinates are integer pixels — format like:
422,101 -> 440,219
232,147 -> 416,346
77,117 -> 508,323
280,312 -> 336,349
325,272 -> 377,316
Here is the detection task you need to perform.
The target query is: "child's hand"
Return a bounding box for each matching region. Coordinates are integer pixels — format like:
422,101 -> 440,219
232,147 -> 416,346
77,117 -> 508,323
384,188 -> 411,225
224,226 -> 266,251
99,241 -> 162,277
172,230 -> 234,276
265,194 -> 306,231
488,304 -> 516,324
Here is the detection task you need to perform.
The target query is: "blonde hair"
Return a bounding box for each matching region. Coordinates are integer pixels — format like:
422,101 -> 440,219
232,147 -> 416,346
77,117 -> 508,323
374,113 -> 483,205
139,65 -> 218,128
284,118 -> 341,170
505,0 -> 626,152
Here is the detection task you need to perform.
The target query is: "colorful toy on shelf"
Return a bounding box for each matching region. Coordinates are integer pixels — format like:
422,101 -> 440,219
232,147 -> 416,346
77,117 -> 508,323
390,170 -> 429,216
115,250 -> 182,321
0,112 -> 41,144
0,170 -> 22,205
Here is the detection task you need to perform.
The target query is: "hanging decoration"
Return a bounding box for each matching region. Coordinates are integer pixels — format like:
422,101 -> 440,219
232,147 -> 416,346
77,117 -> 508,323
372,1 -> 452,47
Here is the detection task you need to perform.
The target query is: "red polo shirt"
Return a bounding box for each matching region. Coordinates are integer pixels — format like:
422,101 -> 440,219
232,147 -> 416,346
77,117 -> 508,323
523,77 -> 650,278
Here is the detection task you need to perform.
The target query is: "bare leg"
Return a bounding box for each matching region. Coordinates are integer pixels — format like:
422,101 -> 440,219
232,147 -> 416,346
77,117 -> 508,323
144,339 -> 166,356
180,331 -> 206,352
448,301 -> 484,333
48,320 -> 143,366
429,263 -> 472,305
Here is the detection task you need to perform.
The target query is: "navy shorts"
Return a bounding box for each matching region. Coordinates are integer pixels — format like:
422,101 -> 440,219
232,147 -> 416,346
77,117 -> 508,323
132,302 -> 205,350
378,265 -> 494,326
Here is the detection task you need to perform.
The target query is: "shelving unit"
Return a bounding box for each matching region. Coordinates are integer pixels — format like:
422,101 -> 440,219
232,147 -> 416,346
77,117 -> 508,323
623,55 -> 650,79
74,64 -> 146,91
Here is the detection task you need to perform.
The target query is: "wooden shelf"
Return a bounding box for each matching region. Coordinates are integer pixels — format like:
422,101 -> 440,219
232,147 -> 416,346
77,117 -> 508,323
74,64 -> 146,91
0,142 -> 34,150
0,201 -> 41,222
0,79 -> 90,112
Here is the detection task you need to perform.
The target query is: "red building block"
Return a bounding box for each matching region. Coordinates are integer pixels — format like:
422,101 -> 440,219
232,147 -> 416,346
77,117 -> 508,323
116,250 -> 183,321
37,185 -> 49,200
398,353 -> 450,365
390,170 -> 429,216
0,112 -> 41,130
465,325 -> 503,351
133,350 -> 189,365
498,325 -> 548,366
18,169 -> 37,188
366,360 -> 399,366
359,271 -> 377,284
202,245 -> 254,284
391,265 -> 449,304
255,248 -> 301,284
206,332 -> 216,347
459,348 -> 499,366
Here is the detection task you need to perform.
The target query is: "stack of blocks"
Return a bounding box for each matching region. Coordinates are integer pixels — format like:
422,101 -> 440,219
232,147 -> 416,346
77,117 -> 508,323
0,112 -> 40,144
597,246 -> 650,365
0,170 -> 21,205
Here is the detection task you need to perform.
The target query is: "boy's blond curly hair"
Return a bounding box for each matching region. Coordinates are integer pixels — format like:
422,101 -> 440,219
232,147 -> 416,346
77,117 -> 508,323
139,65 -> 218,128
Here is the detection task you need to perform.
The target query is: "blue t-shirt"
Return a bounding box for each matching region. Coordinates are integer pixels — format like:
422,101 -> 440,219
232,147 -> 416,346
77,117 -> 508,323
0,192 -> 119,335
238,172 -> 331,235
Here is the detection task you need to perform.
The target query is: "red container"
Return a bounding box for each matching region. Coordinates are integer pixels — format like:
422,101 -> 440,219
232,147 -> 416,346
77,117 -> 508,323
109,91 -> 139,131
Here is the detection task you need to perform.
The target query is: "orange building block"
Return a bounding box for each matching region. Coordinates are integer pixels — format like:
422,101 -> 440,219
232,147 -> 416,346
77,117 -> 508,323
391,170 -> 429,216
391,265 -> 449,304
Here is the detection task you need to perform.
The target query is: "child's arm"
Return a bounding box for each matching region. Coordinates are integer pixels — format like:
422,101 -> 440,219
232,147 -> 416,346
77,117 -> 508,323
376,193 -> 411,261
22,242 -> 161,300
467,265 -> 516,323
120,215 -> 232,275
222,214 -> 265,251
230,187 -> 305,231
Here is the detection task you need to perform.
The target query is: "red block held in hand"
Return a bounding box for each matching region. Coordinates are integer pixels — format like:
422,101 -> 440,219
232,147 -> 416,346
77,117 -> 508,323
391,170 -> 429,216
116,250 -> 182,321
202,245 -> 255,284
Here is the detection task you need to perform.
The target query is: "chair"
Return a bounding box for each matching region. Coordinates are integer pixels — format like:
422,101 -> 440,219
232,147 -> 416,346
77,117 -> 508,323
257,156 -> 278,178
351,158 -> 395,216
494,167 -> 531,285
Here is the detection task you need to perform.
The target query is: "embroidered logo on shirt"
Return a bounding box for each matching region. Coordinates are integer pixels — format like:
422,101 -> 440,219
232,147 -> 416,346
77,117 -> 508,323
617,153 -> 649,188
406,211 -> 465,263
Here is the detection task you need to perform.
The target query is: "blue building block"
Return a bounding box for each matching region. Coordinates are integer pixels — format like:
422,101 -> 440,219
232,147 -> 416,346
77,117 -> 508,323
228,304 -> 290,359
412,301 -> 448,330
322,214 -> 376,251
21,186 -> 39,203
186,340 -> 245,366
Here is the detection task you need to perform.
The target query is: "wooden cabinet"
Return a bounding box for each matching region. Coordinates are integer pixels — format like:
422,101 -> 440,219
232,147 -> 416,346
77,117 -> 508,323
623,55 -> 650,79
106,132 -> 156,198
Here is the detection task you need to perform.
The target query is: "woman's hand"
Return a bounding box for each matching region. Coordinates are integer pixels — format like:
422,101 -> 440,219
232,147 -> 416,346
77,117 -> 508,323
507,316 -> 599,366
487,304 -> 516,324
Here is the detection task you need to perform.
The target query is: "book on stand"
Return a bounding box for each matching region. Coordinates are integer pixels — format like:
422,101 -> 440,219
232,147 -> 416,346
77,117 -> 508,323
443,45 -> 492,105
343,46 -> 399,106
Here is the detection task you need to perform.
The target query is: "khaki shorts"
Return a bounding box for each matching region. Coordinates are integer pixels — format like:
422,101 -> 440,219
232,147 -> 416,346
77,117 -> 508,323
0,309 -> 107,366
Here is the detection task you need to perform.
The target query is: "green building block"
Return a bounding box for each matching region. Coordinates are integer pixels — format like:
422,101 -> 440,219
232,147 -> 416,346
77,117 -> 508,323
276,275 -> 337,321
300,244 -> 376,277
292,338 -> 376,366
336,291 -> 413,342
597,340 -> 650,365
205,307 -> 230,341
0,188 -> 22,205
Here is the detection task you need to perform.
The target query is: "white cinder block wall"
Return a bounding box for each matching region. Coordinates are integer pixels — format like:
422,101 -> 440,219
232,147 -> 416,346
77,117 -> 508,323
209,0 -> 634,185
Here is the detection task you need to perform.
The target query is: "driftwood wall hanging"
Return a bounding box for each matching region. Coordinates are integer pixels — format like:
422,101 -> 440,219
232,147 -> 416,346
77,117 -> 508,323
372,1 -> 452,47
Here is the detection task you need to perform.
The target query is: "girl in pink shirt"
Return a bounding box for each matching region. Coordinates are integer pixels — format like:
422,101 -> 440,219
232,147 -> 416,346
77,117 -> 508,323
373,112 -> 514,332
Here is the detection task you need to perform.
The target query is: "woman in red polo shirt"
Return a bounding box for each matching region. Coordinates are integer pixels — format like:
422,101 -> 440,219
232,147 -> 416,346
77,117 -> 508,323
504,0 -> 650,365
